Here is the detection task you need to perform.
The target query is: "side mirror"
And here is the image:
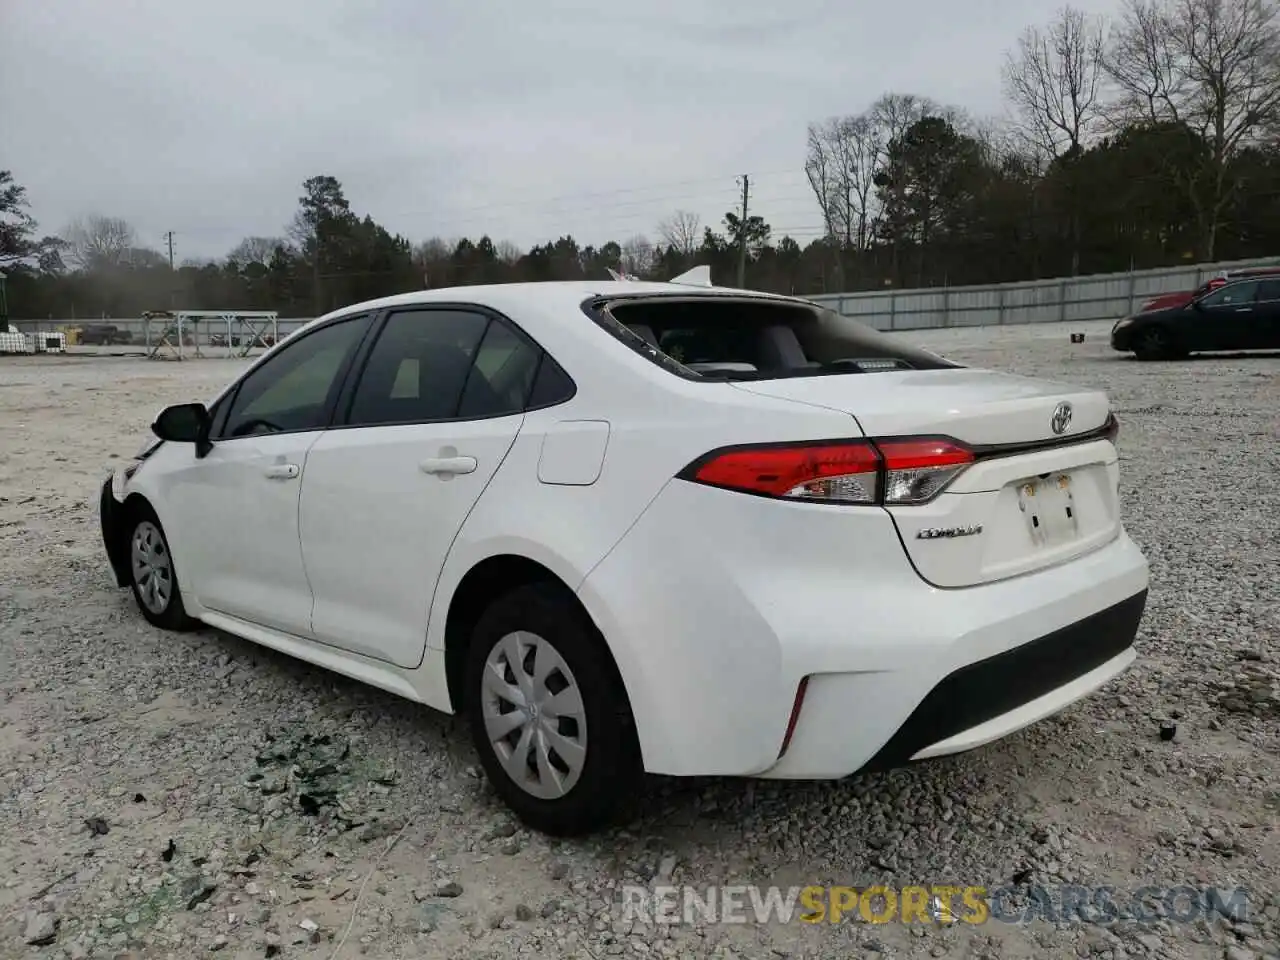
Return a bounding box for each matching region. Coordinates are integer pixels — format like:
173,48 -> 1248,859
1191,299 -> 1205,311
152,402 -> 210,445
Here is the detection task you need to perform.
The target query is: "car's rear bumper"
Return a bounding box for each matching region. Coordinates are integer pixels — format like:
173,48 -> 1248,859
858,590 -> 1145,769
578,479 -> 1149,779
100,476 -> 130,587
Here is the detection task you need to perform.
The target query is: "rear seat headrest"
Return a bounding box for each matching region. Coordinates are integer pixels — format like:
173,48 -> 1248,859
756,325 -> 808,369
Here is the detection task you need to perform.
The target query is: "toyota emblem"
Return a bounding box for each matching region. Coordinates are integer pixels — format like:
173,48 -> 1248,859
1050,402 -> 1073,435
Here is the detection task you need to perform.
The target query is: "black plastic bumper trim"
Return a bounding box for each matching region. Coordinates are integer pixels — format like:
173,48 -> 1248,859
100,478 -> 130,588
861,588 -> 1147,772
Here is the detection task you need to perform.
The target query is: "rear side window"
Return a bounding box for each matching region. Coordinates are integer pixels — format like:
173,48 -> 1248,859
345,308 -> 552,426
458,319 -> 541,418
1257,279 -> 1280,303
527,354 -> 575,408
591,296 -> 957,382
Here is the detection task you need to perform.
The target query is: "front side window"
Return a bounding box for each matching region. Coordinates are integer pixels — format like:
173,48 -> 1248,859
218,317 -> 366,438
1199,281 -> 1258,309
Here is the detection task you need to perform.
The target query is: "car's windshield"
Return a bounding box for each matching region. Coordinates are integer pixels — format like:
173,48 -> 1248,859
592,296 -> 959,381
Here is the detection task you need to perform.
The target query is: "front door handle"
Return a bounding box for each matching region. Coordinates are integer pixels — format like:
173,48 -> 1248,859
264,463 -> 300,480
419,456 -> 477,476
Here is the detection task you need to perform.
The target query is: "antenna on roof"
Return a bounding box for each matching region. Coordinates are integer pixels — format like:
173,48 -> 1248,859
669,265 -> 713,288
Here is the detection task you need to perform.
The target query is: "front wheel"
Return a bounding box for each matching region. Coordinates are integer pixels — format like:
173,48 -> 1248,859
464,584 -> 640,836
1133,326 -> 1182,361
126,506 -> 197,631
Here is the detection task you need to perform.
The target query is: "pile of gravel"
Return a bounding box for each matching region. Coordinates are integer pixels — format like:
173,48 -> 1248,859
0,335 -> 1276,959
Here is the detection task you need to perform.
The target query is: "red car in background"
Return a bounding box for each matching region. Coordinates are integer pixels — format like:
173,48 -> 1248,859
1137,265 -> 1280,313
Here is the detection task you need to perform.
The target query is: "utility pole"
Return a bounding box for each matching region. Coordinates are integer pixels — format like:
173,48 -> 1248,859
736,175 -> 749,288
164,232 -> 175,270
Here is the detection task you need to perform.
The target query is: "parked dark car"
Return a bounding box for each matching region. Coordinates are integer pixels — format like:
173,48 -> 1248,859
80,323 -> 132,345
1112,276 -> 1280,359
1134,265 -> 1280,314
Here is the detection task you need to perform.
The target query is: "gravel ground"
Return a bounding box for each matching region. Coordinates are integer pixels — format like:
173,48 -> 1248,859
1,320 -> 1278,960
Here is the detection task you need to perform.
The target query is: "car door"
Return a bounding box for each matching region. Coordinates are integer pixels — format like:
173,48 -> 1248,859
168,314 -> 371,636
1192,279 -> 1260,351
298,306 -> 544,668
1248,278 -> 1280,349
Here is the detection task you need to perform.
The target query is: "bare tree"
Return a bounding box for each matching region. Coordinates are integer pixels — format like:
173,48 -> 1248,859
226,236 -> 283,267
63,215 -> 139,270
804,113 -> 883,249
1003,7 -> 1108,161
871,93 -> 942,145
1003,7 -> 1107,275
1105,0 -> 1186,124
413,237 -> 454,262
620,234 -> 653,275
495,240 -> 523,264
1106,0 -> 1280,257
657,210 -> 701,256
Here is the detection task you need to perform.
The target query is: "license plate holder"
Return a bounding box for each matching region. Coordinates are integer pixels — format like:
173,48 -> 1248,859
1017,473 -> 1079,547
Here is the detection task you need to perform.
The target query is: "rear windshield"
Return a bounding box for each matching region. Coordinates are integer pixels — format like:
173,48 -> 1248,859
588,295 -> 959,381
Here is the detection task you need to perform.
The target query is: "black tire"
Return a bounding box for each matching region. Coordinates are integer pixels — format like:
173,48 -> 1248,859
464,583 -> 640,836
124,503 -> 197,631
1133,326 -> 1181,361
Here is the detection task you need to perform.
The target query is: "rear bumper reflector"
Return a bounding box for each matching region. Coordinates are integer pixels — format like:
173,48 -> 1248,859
778,676 -> 810,759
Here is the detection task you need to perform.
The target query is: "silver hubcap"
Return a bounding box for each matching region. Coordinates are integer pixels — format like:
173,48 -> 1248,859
131,521 -> 172,615
481,631 -> 587,799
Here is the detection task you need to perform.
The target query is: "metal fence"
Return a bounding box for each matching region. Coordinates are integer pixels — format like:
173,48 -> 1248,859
11,254 -> 1280,342
807,255 -> 1280,332
9,316 -> 314,346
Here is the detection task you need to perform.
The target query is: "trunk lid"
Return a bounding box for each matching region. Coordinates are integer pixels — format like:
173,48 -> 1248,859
729,368 -> 1111,449
731,368 -> 1122,588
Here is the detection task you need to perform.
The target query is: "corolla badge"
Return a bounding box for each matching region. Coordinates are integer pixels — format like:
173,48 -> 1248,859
1050,401 -> 1073,435
916,524 -> 983,540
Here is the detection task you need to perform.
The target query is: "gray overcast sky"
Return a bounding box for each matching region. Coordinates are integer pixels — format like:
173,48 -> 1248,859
2,0 -> 1120,262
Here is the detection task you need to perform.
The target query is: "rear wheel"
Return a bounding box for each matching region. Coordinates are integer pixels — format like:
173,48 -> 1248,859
464,584 -> 639,836
126,505 -> 196,631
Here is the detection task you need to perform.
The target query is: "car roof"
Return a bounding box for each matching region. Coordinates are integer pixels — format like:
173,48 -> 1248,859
1220,266 -> 1280,278
309,280 -> 812,327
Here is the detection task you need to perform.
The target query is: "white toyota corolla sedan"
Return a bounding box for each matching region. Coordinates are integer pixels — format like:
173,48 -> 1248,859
99,275 -> 1150,835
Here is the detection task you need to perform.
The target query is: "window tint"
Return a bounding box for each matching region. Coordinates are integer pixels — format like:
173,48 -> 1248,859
457,318 -> 541,418
347,309 -> 489,426
1201,281 -> 1258,308
527,354 -> 575,408
1257,279 -> 1280,302
220,317 -> 364,438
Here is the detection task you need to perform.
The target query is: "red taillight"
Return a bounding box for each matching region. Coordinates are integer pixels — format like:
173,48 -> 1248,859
681,436 -> 975,506
687,440 -> 881,503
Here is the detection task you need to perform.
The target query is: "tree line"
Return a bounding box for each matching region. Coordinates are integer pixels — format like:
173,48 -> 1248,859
4,0 -> 1280,321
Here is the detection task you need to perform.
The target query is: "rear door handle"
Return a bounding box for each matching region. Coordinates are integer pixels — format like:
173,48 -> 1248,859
264,463 -> 300,480
420,456 -> 477,476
